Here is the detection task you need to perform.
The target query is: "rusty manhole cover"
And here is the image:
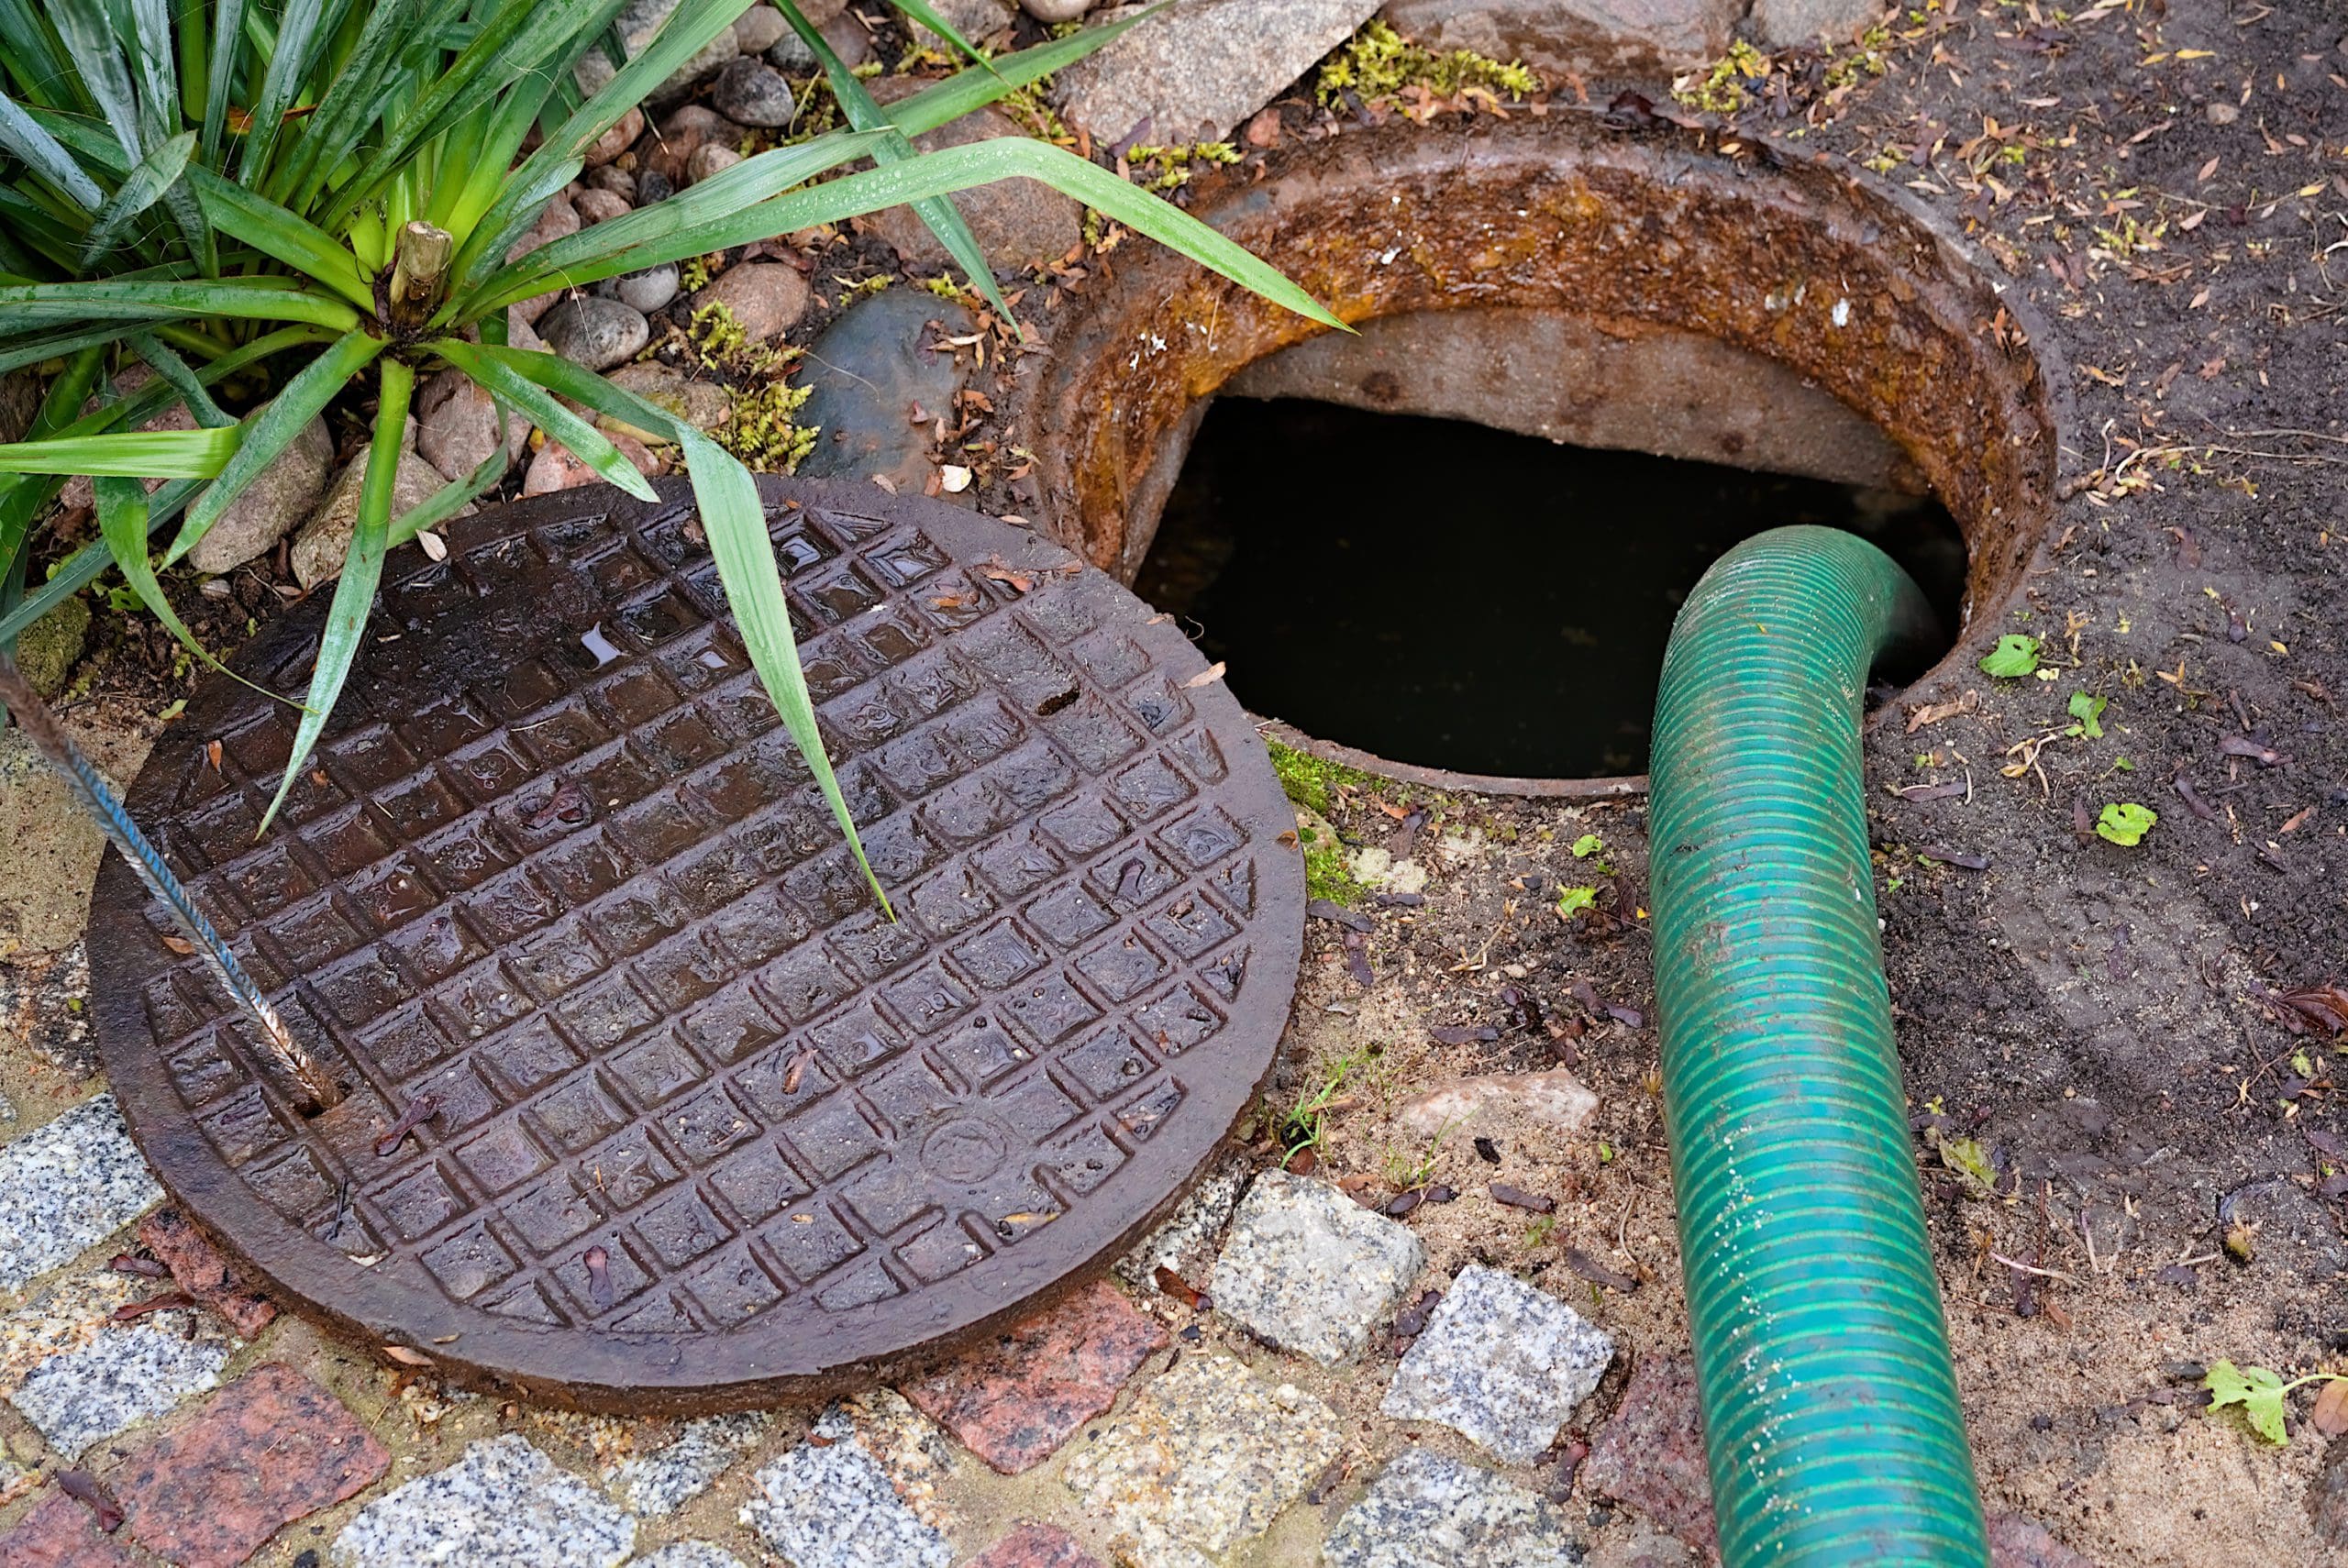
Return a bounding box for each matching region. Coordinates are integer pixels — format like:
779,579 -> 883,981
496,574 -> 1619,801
89,478 -> 1302,1409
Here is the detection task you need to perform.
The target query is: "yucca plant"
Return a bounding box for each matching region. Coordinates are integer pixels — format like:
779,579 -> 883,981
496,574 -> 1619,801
0,0 -> 1336,909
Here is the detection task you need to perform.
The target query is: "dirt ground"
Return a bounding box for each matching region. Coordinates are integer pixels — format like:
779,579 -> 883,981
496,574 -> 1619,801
2,0 -> 2344,1563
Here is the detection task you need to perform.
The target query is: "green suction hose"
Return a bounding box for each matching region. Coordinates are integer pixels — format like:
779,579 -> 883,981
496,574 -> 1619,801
1646,525 -> 1987,1567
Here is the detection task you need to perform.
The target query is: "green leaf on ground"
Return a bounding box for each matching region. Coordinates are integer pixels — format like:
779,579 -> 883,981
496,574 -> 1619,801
1570,834 -> 1602,857
2205,1360 -> 2290,1444
2095,801 -> 2155,846
1556,886 -> 1596,919
1978,633 -> 2040,679
1935,1133 -> 1998,1194
2067,690 -> 2106,738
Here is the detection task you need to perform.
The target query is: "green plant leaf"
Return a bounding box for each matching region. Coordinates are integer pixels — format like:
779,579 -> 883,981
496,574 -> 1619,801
187,168 -> 376,309
883,7 -> 1157,137
323,0 -> 622,229
0,425 -> 240,478
199,0 -> 247,161
0,275 -> 362,330
164,328 -> 383,568
127,330 -> 234,430
782,1 -> 1014,326
1934,1134 -> 1997,1193
1570,833 -> 1602,857
2205,1360 -> 2290,1444
2067,690 -> 2106,739
1978,633 -> 2039,679
46,0 -> 143,165
77,129 -> 195,266
2095,801 -> 2155,847
677,425 -> 892,918
1556,886 -> 1596,918
464,342 -> 892,915
429,338 -> 659,503
93,473 -> 245,681
262,358 -> 416,832
0,91 -> 105,211
457,130 -> 884,313
476,137 -> 1342,333
887,0 -> 1000,75
233,0 -> 329,185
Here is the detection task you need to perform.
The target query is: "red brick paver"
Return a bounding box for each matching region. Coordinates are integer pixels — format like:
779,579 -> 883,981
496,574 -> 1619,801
104,1363 -> 388,1568
902,1281 -> 1168,1474
966,1520 -> 1104,1568
135,1209 -> 278,1340
1582,1351 -> 1715,1555
0,1492 -> 138,1568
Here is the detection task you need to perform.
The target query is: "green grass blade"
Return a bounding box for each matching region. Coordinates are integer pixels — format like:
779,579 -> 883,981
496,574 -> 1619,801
784,2 -> 1013,326
678,426 -> 892,915
429,338 -> 659,502
461,340 -> 891,914
187,167 -> 374,308
234,0 -> 328,185
46,0 -> 143,161
0,324 -> 142,377
385,426 -> 511,549
270,0 -> 416,208
323,0 -> 623,229
0,0 -> 80,109
884,6 -> 1157,136
94,473 -> 249,681
200,0 -> 246,161
78,128 -> 195,267
482,138 -> 1341,331
0,275 -> 362,329
513,0 -> 751,186
0,426 -> 240,477
123,0 -> 179,150
457,128 -> 883,314
162,327 -> 382,567
126,329 -> 233,428
262,356 -> 415,832
0,92 -> 104,210
887,0 -> 1000,74
0,346 -> 104,635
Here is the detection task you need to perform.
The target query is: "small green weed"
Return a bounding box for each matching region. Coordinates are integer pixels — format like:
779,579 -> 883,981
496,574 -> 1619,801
1315,20 -> 1538,108
1979,634 -> 2041,679
2095,802 -> 2155,846
2204,1360 -> 2348,1445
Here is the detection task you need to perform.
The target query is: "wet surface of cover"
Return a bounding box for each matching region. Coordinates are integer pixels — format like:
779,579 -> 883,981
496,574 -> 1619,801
88,478 -> 1302,1409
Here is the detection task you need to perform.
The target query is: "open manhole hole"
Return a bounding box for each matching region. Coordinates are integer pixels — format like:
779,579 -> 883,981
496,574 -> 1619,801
1018,115 -> 2067,793
88,479 -> 1302,1409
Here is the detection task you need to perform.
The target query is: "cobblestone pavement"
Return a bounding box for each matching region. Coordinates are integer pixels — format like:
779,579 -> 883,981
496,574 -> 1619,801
0,1061 -> 1639,1568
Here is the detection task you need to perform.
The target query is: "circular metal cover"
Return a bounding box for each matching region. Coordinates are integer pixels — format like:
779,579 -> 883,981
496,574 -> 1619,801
90,477 -> 1302,1409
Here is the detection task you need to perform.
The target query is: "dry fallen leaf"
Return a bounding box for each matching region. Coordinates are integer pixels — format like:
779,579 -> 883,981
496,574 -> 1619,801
2312,1378 -> 2348,1435
416,529 -> 449,562
382,1344 -> 434,1366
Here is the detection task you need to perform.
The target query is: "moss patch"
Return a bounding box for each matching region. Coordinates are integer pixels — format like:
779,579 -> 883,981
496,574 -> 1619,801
1314,20 -> 1538,108
717,380 -> 818,473
1268,737 -> 1378,817
1294,807 -> 1367,907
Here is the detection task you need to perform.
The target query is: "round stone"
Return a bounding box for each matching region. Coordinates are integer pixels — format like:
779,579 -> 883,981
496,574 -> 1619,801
615,263 -> 681,315
711,59 -> 796,128
89,478 -> 1303,1409
536,296 -> 652,371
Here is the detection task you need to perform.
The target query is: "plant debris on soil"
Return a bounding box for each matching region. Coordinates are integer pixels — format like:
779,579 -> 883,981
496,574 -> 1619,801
6,3 -> 2348,1565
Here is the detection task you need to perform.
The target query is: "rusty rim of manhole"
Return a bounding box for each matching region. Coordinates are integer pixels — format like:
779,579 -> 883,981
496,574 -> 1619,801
89,476 -> 1303,1410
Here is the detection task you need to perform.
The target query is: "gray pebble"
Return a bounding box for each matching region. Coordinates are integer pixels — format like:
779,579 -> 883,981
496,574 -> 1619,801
711,58 -> 796,127
536,296 -> 652,372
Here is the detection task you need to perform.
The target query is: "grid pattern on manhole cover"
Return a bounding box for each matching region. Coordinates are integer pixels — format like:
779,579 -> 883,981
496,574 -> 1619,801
89,478 -> 1302,1407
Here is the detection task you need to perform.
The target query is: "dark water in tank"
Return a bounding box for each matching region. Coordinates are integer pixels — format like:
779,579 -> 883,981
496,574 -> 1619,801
1134,398 -> 1966,778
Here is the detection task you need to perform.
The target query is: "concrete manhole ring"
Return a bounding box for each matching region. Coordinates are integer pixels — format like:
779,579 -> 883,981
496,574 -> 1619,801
88,477 -> 1303,1410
